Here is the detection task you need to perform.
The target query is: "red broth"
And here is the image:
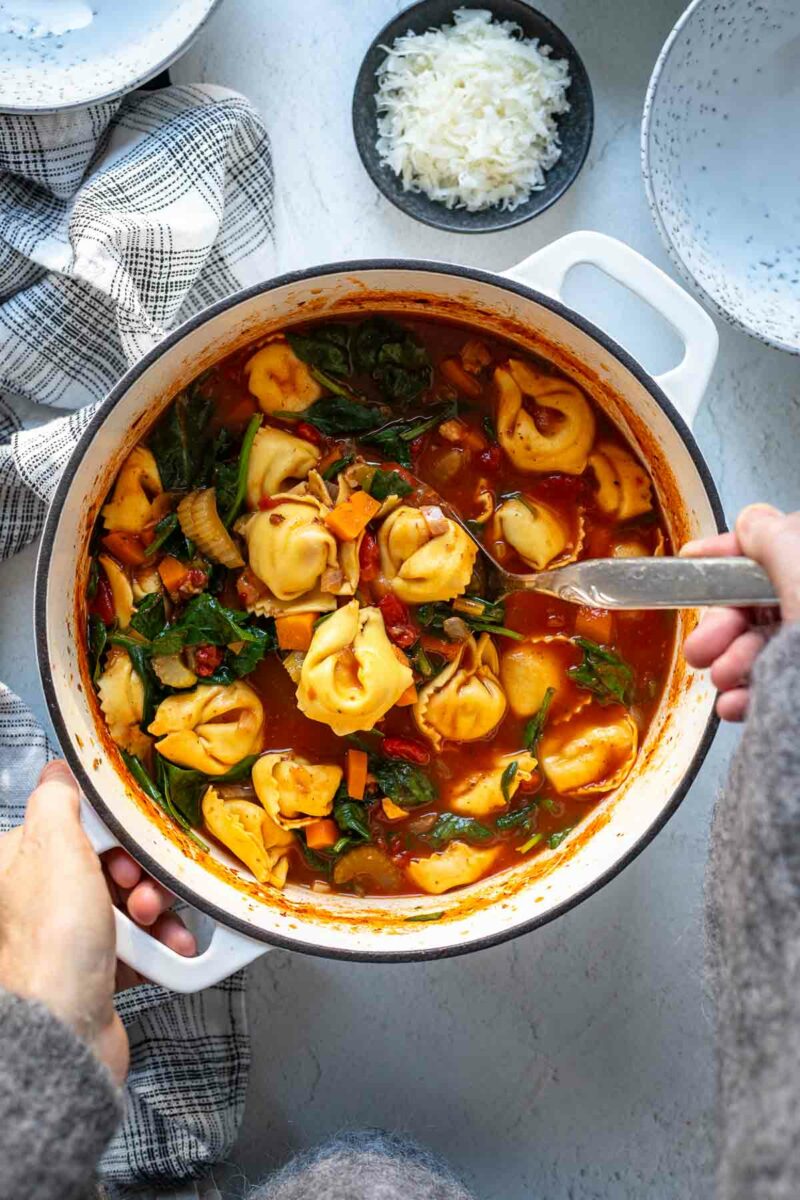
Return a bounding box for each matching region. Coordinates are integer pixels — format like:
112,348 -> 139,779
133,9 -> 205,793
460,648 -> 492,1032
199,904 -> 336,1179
87,315 -> 674,899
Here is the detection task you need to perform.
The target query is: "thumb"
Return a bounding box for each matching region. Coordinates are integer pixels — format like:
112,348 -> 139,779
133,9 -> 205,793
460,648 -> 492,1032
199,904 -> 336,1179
736,504 -> 800,622
24,760 -> 81,839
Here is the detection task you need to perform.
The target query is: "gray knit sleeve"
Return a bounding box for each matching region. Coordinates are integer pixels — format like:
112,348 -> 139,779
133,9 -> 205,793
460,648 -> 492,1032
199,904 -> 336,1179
0,989 -> 122,1200
706,622 -> 800,1200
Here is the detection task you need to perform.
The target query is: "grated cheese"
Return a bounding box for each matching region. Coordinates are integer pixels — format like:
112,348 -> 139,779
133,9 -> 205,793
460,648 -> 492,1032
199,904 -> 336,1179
374,8 -> 571,213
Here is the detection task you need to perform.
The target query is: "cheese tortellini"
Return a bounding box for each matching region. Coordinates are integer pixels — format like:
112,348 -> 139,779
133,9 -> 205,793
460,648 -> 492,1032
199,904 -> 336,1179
252,752 -> 343,829
245,338 -> 323,415
97,649 -> 150,758
202,787 -> 293,888
589,441 -> 652,521
494,360 -> 595,475
406,842 -> 502,895
539,708 -> 638,795
297,600 -> 413,736
414,633 -> 507,750
450,751 -> 537,817
246,426 -> 321,507
500,635 -> 590,723
237,494 -> 340,615
496,496 -> 584,571
98,554 -> 134,628
378,504 -> 477,604
149,681 -> 264,774
102,446 -> 163,532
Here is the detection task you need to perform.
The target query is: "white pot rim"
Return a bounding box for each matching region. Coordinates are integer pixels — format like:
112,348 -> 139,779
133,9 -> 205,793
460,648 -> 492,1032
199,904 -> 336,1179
35,257 -> 724,963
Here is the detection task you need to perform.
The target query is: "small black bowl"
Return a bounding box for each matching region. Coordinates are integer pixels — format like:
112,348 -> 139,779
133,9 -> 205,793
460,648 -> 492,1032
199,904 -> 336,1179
352,0 -> 593,233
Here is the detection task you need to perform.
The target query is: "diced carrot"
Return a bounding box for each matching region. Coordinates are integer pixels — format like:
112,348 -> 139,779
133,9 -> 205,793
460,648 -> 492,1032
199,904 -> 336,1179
395,681 -> 418,707
382,797 -> 408,821
324,490 -> 381,541
346,748 -> 368,800
420,634 -> 462,661
440,357 -> 482,398
101,531 -> 147,567
158,555 -> 190,593
276,612 -> 318,652
305,818 -> 338,850
575,606 -> 614,645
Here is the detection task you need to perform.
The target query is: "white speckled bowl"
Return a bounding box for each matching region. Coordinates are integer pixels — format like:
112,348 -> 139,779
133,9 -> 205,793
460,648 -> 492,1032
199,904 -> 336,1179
642,0 -> 800,353
0,0 -> 221,113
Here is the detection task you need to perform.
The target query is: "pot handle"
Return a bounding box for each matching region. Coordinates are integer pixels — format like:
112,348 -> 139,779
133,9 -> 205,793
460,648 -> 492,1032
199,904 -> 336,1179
81,800 -> 268,994
503,230 -> 718,428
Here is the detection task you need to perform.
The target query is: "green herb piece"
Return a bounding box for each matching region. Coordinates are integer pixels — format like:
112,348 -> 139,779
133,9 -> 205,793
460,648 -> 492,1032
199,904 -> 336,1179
302,394 -> 386,437
367,468 -> 413,501
321,453 -> 355,481
149,381 -> 215,492
539,795 -> 560,815
523,686 -> 556,754
373,759 -> 437,809
482,415 -> 497,443
517,832 -> 544,854
150,594 -> 273,657
495,803 -> 537,832
413,641 -> 435,679
143,513 -> 179,560
500,761 -> 519,805
87,558 -> 99,600
334,798 -> 371,842
130,593 -> 166,642
221,413 -> 262,527
548,826 -> 575,850
568,637 -> 634,706
88,615 -> 107,684
426,813 -> 493,848
288,324 -> 351,377
405,911 -> 444,923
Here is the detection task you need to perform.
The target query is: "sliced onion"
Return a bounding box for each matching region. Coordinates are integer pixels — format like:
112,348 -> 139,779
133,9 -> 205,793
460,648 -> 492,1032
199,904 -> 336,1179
443,616 -> 471,642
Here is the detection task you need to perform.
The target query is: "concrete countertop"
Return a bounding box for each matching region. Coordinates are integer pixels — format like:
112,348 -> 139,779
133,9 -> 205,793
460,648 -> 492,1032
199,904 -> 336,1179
2,2 -> 799,1196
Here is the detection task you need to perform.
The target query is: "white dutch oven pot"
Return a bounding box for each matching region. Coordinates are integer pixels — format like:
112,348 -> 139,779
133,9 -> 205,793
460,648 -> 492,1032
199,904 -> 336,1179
35,232 -> 722,993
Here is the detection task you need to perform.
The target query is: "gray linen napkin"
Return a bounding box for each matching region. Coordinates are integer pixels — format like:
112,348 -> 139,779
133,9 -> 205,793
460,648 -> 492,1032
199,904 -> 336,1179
0,83 -> 276,1192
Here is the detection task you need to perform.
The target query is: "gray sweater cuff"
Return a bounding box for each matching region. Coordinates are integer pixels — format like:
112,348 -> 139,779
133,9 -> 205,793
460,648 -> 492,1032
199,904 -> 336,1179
0,989 -> 122,1200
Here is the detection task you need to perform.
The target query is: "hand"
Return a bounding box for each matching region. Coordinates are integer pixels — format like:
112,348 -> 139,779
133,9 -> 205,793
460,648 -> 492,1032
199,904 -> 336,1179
104,847 -> 196,991
0,761 -> 197,1084
682,504 -> 800,721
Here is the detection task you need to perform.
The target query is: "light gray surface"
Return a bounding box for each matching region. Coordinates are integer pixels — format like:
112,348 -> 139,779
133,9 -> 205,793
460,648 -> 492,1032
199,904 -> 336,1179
2,1 -> 799,1197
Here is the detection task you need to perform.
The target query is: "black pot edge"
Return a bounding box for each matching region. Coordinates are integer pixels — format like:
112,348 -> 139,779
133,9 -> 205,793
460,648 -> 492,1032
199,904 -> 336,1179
34,256 -> 724,965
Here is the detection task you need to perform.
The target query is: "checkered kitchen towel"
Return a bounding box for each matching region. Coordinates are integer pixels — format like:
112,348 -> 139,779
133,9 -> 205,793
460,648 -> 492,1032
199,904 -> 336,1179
0,83 -> 276,1191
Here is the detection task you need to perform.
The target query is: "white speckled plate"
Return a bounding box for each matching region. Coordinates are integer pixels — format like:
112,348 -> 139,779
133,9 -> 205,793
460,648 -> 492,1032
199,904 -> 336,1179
642,0 -> 800,353
0,0 -> 221,113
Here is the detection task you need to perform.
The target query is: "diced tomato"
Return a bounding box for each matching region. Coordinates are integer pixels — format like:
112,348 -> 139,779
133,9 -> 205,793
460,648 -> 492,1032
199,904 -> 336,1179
477,444 -> 502,472
177,568 -> 209,599
258,495 -> 282,511
378,593 -> 418,648
237,566 -> 267,607
410,435 -> 426,459
88,573 -> 115,626
194,644 -> 225,676
382,736 -> 430,766
359,530 -> 380,582
295,422 -> 323,446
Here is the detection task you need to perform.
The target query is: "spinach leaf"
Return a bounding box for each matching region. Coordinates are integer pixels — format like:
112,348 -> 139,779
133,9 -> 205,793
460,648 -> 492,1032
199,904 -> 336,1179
500,761 -> 519,805
287,324 -> 351,377
334,798 -> 371,842
568,638 -> 634,706
351,318 -> 432,402
372,758 -> 437,809
143,513 -> 179,560
130,593 -> 166,641
367,468 -> 412,502
109,634 -> 162,726
321,453 -> 354,481
222,413 -> 262,527
548,826 -> 575,850
426,813 -> 493,848
149,383 -> 215,492
296,832 -> 333,874
495,803 -> 537,832
416,596 -> 523,642
156,753 -> 259,829
523,686 -> 556,754
207,634 -> 272,683
151,595 -> 270,656
364,400 -> 456,467
88,615 -> 107,684
302,394 -> 385,437
121,751 -> 209,849
214,461 -> 239,521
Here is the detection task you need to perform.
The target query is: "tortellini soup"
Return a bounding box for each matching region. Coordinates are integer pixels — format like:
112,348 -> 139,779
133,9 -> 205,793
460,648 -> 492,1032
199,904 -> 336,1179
86,316 -> 674,899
